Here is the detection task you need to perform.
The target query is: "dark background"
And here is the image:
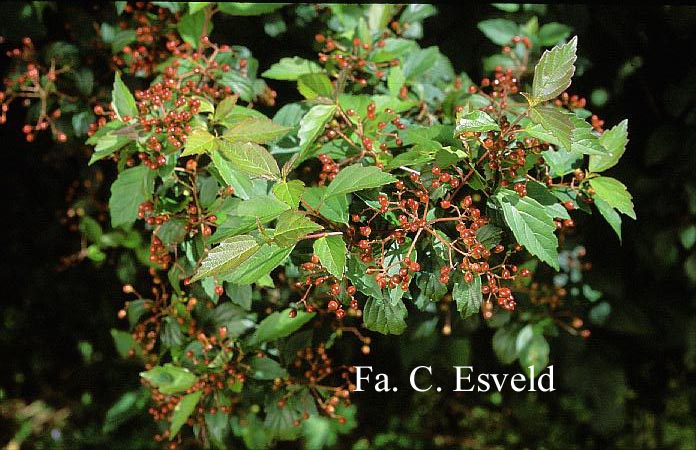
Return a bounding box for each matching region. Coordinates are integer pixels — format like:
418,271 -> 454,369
1,3 -> 695,449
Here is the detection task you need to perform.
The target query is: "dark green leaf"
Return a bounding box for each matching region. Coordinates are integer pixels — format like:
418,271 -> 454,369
248,308 -> 315,345
453,274 -> 482,318
109,165 -> 154,228
169,391 -> 202,438
313,235 -> 346,279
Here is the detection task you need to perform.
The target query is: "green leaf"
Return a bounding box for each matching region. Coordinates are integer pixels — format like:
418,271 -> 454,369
181,127 -> 217,156
262,56 -> 322,80
297,73 -> 333,99
111,72 -> 137,120
273,210 -> 322,246
295,104 -> 337,167
589,176 -> 636,219
273,180 -> 305,208
313,235 -> 346,279
237,194 -> 291,221
191,235 -> 260,282
589,119 -> 629,172
363,289 -> 407,335
455,110 -> 500,134
248,308 -> 315,345
140,363 -> 197,395
387,65 -> 405,97
88,131 -> 130,165
155,219 -> 188,246
324,164 -> 397,198
538,22 -> 572,46
496,189 -> 559,270
477,19 -> 519,45
223,117 -> 290,144
210,151 -> 254,200
570,115 -> 604,155
188,2 -> 209,14
218,3 -> 285,16
453,274 -> 482,319
302,187 -> 349,224
225,243 -> 294,284
594,197 -> 622,242
177,10 -> 209,48
531,36 -> 577,103
219,140 -> 280,179
111,329 -> 137,358
402,46 -> 439,80
109,165 -> 154,228
248,357 -> 288,380
169,391 -> 202,438
529,106 -> 574,150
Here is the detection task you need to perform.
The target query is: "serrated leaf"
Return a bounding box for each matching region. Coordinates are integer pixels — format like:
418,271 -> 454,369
140,364 -> 197,395
455,110 -> 500,134
191,235 -> 260,282
218,140 -> 280,179
111,72 -> 137,120
273,180 -> 305,208
363,290 -> 407,335
589,176 -> 636,219
313,235 -> 346,279
529,106 -> 574,150
225,243 -> 294,284
155,218 -> 188,246
109,165 -> 154,228
302,187 -> 349,224
181,127 -> 216,156
262,56 -> 322,80
169,391 -> 202,438
297,73 -> 333,99
294,104 -> 337,167
453,274 -> 482,318
496,189 -> 560,270
209,151 -> 254,200
589,119 -> 629,172
324,164 -> 397,198
477,18 -> 519,45
274,210 -> 322,246
223,117 -> 290,144
248,308 -> 315,345
570,115 -> 604,155
594,197 -> 622,242
531,36 -> 577,103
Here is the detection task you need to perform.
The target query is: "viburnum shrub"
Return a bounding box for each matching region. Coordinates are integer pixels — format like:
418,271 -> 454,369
1,3 -> 636,448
